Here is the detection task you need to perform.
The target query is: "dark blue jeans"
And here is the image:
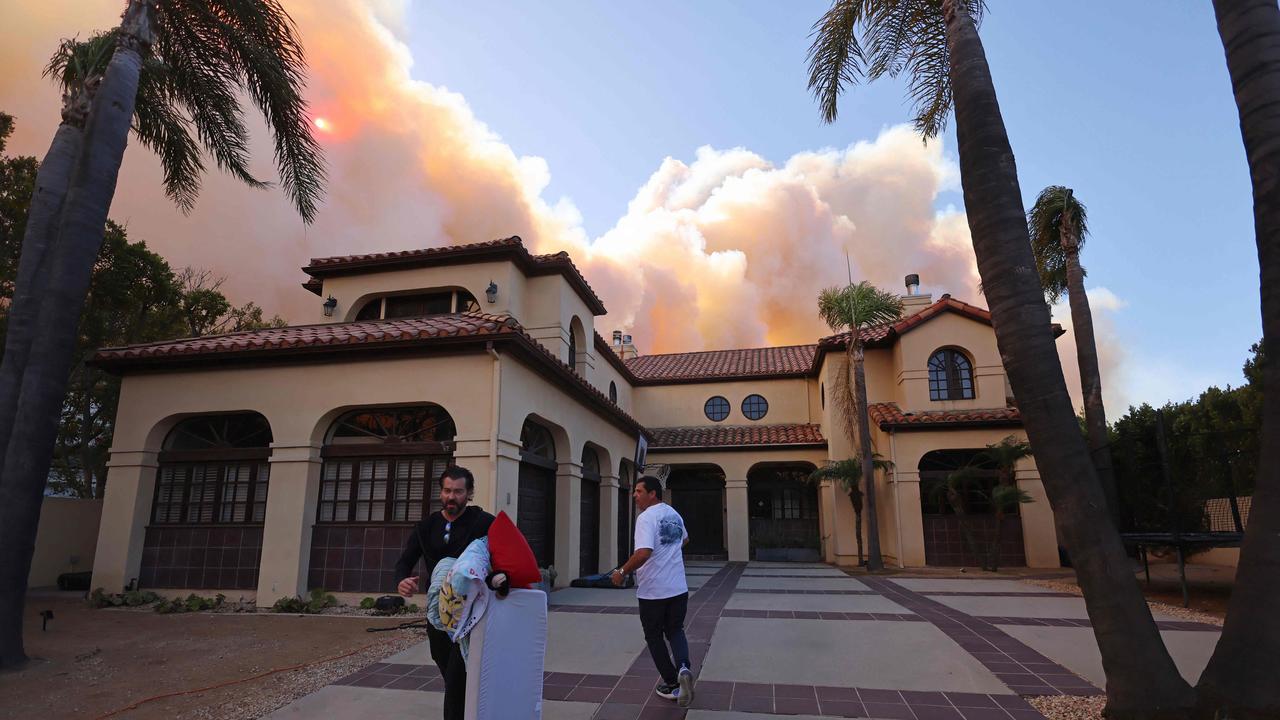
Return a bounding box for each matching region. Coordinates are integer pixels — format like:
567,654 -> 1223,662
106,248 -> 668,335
638,592 -> 691,685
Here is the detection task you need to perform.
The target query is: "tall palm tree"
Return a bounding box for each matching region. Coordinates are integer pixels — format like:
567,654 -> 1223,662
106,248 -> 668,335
1198,3 -> 1280,717
1028,186 -> 1121,529
978,436 -> 1032,572
0,0 -> 324,669
807,1 -> 1197,714
809,454 -> 894,566
818,281 -> 903,571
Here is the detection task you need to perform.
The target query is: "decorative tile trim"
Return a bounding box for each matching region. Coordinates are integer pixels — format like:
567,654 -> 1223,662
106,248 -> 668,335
862,577 -> 1100,697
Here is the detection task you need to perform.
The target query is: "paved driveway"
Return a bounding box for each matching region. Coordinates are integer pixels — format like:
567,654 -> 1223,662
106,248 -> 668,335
265,563 -> 1219,719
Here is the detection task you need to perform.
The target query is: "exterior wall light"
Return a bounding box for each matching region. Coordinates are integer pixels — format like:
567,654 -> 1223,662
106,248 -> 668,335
323,296 -> 338,317
485,281 -> 498,304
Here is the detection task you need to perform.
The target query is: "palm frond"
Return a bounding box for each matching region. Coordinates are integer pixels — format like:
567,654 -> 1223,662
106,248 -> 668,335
806,0 -> 985,139
982,435 -> 1031,469
1027,185 -> 1089,304
132,58 -> 204,211
990,484 -> 1033,512
807,0 -> 871,124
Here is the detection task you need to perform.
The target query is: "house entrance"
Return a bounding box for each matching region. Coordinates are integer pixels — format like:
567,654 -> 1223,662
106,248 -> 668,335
668,467 -> 725,557
919,449 -> 1026,567
748,465 -> 820,562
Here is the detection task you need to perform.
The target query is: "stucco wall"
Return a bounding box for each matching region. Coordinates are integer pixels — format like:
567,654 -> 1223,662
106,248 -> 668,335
30,497 -> 103,587
894,312 -> 1006,411
632,378 -> 816,428
321,260 -> 524,325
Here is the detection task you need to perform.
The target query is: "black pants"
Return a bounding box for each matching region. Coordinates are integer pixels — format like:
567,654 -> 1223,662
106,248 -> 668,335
427,624 -> 466,720
638,592 -> 691,685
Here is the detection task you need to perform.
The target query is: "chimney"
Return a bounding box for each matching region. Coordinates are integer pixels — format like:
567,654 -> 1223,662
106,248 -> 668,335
901,273 -> 933,316
612,330 -> 623,347
620,333 -> 638,360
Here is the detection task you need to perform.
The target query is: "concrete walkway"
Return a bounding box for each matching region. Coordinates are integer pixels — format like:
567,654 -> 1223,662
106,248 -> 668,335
265,562 -> 1220,719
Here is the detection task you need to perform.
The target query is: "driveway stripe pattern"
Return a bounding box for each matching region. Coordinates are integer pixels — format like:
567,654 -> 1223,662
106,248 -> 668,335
304,564 -> 1234,719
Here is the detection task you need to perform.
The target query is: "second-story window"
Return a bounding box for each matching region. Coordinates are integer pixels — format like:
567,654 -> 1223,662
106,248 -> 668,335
353,289 -> 480,321
929,348 -> 975,400
705,396 -> 730,422
742,394 -> 769,421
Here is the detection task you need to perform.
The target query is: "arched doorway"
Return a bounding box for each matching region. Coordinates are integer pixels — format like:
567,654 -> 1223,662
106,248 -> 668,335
919,449 -> 1026,567
747,464 -> 820,562
580,446 -> 601,576
617,461 -> 634,564
140,413 -> 272,590
668,466 -> 726,557
518,419 -> 557,568
309,405 -> 456,593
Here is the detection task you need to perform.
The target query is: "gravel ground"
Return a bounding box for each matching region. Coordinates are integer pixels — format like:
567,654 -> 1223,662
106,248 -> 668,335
185,627 -> 428,720
1029,694 -> 1106,720
1019,578 -> 1224,626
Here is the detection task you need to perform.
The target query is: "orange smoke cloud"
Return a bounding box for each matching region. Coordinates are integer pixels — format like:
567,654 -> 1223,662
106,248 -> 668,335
0,0 -> 1112,405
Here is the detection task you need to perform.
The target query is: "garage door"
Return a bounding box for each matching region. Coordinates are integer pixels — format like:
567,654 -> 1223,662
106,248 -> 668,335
518,462 -> 556,568
580,478 -> 600,576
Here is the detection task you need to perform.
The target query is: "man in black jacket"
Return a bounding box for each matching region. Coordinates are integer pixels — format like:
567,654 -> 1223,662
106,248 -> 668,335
395,465 -> 494,720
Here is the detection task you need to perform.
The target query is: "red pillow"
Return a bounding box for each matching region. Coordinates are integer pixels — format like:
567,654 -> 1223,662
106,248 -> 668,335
488,511 -> 541,589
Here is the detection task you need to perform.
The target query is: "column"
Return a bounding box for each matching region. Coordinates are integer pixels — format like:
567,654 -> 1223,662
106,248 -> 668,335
91,450 -> 158,592
553,461 -> 582,587
256,442 -> 321,605
1017,472 -> 1060,568
893,473 -> 926,568
725,479 -> 750,562
452,437 -> 496,511
600,473 -> 620,569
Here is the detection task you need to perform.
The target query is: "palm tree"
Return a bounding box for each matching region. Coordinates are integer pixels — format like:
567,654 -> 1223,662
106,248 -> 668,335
818,281 -> 903,571
1197,3 -> 1280,717
809,455 -> 894,566
1028,186 -> 1121,529
807,1 -> 1197,714
931,466 -> 986,566
0,0 -> 324,669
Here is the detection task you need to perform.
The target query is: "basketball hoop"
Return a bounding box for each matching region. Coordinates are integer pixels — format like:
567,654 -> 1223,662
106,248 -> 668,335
641,463 -> 671,483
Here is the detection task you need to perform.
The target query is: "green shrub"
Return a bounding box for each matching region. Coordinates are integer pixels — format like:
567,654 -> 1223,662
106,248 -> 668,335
359,597 -> 377,610
153,592 -> 223,614
89,588 -> 159,609
272,588 -> 338,614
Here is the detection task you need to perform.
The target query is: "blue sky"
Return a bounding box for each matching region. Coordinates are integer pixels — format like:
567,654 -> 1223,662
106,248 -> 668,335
397,1 -> 1259,411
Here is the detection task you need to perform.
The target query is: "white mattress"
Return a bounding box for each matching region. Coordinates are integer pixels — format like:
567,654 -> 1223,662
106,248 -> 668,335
464,588 -> 548,720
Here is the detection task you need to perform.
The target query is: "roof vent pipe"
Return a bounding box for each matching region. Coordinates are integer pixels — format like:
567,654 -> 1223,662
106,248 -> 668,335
904,274 -> 920,296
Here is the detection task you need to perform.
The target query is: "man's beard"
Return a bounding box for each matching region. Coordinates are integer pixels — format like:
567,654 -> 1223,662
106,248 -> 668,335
445,500 -> 463,512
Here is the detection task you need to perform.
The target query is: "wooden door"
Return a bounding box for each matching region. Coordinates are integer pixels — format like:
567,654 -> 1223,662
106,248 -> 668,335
518,462 -> 556,567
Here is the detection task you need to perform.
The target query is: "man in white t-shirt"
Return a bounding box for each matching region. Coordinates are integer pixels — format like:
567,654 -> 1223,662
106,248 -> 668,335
610,475 -> 695,707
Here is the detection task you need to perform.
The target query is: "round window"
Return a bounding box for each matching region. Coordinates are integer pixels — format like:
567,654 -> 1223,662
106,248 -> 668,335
704,396 -> 730,422
741,394 -> 769,421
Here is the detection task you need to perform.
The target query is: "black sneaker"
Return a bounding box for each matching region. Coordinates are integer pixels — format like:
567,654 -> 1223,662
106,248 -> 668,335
677,665 -> 695,707
655,682 -> 679,701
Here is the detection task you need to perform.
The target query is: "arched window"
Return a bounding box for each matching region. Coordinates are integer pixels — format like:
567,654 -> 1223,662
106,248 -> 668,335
609,381 -> 618,404
318,406 -> 456,524
742,394 -> 769,421
568,332 -> 577,371
704,396 -> 730,422
520,420 -> 557,465
929,349 -> 975,401
351,289 -> 479,321
154,413 -> 273,525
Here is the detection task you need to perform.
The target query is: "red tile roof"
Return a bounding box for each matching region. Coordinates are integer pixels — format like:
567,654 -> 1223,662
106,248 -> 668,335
820,295 -> 1064,349
868,402 -> 1023,431
648,423 -> 826,450
90,313 -> 649,438
625,345 -> 818,384
301,236 -> 607,315
94,313 -> 521,364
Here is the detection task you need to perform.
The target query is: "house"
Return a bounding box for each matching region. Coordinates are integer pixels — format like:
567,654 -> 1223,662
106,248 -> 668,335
89,237 -> 1060,604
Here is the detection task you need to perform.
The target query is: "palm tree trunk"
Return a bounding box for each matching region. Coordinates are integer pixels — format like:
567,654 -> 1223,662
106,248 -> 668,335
1061,213 -> 1121,529
849,490 -> 865,565
0,11 -> 146,669
0,122 -> 84,483
1197,3 -> 1280,717
941,2 -> 1196,715
852,336 -> 884,571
